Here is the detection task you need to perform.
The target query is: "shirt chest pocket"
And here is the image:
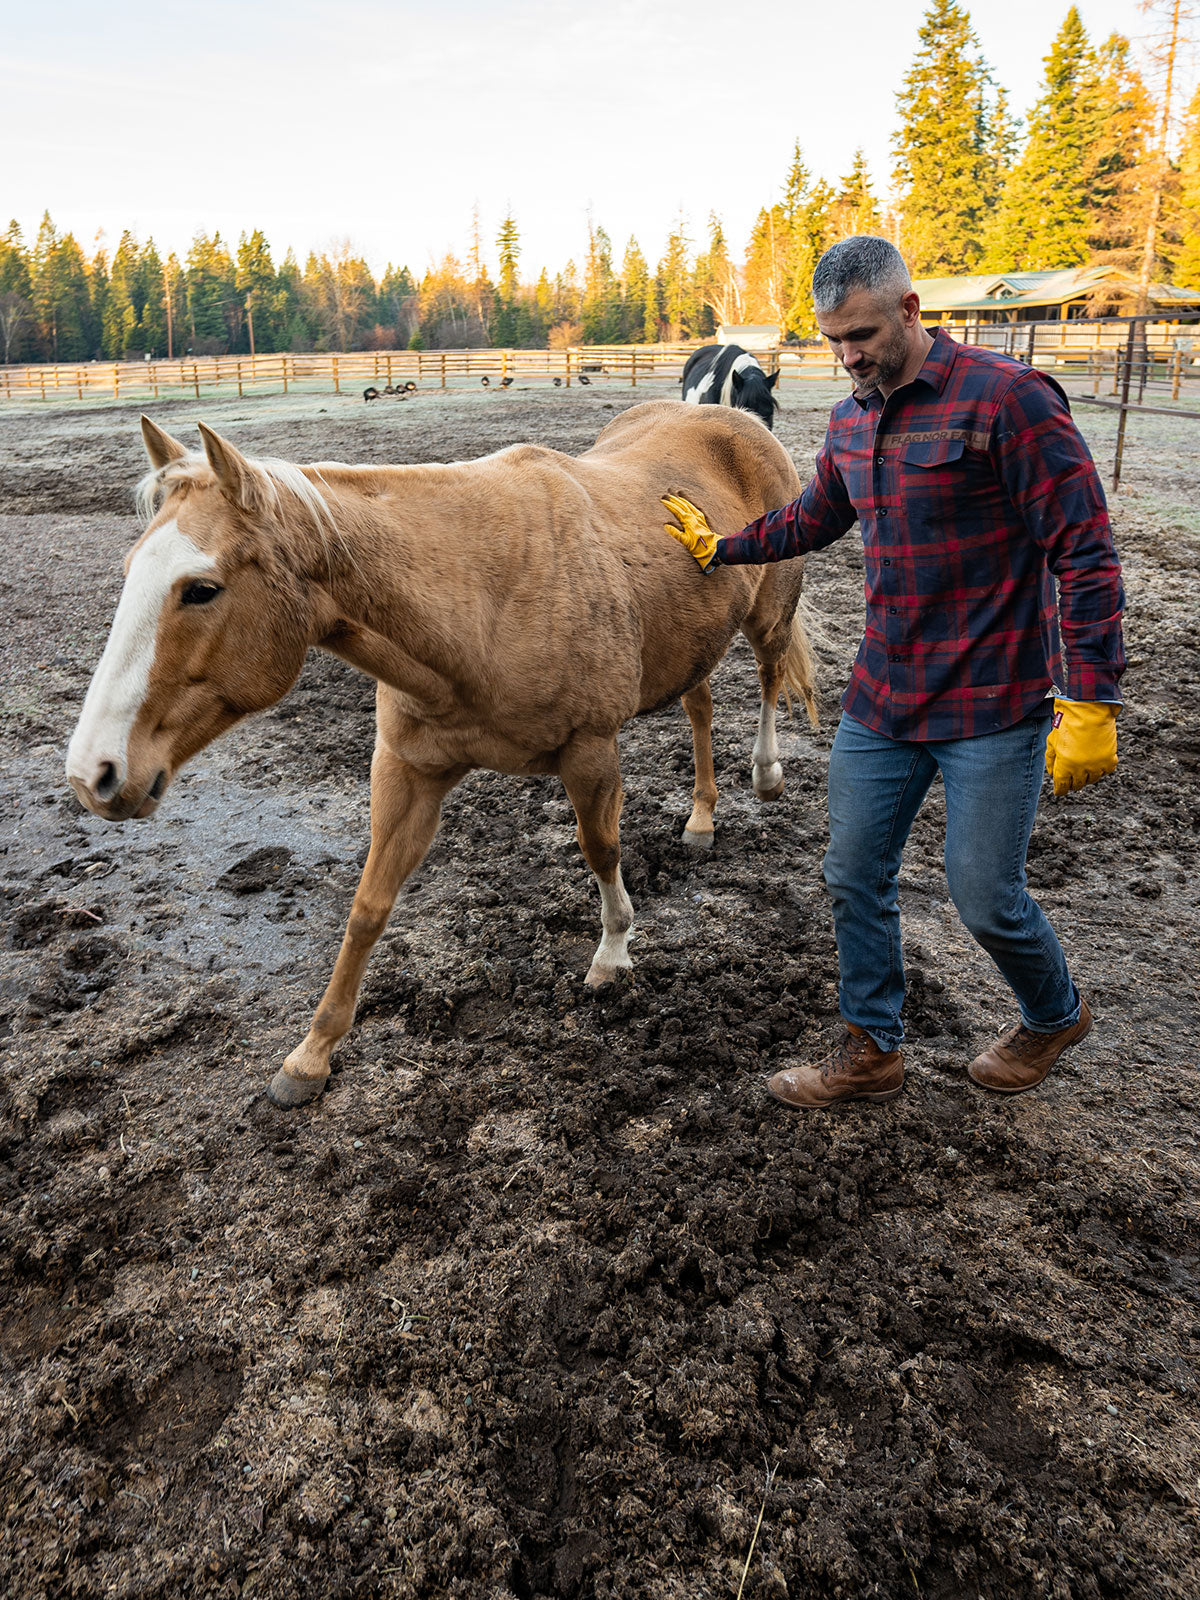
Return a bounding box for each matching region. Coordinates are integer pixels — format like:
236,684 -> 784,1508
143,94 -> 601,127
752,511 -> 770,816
901,437 -> 966,470
898,438 -> 970,540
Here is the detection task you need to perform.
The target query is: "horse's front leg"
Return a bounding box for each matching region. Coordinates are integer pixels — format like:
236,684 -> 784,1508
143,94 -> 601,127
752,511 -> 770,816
558,732 -> 634,988
268,746 -> 463,1107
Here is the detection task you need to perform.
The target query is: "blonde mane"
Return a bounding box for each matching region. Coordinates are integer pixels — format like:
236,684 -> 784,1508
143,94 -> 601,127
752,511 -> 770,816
135,451 -> 340,536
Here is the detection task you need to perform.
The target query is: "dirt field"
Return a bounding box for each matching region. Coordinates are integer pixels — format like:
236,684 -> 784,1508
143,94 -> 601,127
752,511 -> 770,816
1,378 -> 1198,1600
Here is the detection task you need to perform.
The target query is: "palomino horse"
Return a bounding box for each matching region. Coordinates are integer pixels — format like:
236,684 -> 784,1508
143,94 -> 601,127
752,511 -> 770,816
66,401 -> 817,1107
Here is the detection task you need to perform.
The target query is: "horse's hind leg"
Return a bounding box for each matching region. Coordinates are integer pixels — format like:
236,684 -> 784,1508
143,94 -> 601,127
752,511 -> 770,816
681,679 -> 718,849
268,745 -> 463,1107
741,564 -> 818,802
558,732 -> 634,988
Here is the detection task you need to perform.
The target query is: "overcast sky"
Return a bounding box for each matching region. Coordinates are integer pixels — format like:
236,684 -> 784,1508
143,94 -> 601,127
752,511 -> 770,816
4,0 -> 1191,277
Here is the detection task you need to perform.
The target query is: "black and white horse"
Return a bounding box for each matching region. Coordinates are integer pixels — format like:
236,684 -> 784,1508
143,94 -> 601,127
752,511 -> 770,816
681,344 -> 778,431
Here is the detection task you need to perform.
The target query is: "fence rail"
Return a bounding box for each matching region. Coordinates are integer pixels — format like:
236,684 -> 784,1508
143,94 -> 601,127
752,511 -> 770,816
4,316 -> 1199,488
6,319 -> 1200,405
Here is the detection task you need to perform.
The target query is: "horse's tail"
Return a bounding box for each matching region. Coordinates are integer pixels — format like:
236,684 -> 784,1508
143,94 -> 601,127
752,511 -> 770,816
782,598 -> 820,730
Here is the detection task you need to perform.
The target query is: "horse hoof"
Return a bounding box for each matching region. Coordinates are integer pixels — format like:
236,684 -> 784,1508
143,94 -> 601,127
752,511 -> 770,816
267,1068 -> 328,1108
753,764 -> 785,801
682,827 -> 714,850
585,963 -> 633,992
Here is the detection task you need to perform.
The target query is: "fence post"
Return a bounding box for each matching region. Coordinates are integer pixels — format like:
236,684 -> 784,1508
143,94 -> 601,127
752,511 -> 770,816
40,369 -> 46,401
332,355 -> 340,394
193,363 -> 200,399
236,360 -> 243,398
112,365 -> 119,399
631,347 -> 637,387
1172,346 -> 1183,401
76,369 -> 83,401
1026,322 -> 1036,366
1112,321 -> 1137,493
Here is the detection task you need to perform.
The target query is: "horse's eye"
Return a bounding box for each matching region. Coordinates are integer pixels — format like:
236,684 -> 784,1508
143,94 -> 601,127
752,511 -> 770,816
181,581 -> 222,607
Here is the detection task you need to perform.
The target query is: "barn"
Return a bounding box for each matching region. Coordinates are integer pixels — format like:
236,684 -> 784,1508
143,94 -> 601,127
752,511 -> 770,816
914,263 -> 1200,324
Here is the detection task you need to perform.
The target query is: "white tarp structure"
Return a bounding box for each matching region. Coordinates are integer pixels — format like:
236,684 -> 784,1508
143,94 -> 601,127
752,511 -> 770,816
717,324 -> 779,347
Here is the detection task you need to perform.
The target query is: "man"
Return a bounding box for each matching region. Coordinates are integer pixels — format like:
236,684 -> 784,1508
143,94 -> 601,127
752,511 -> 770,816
664,235 -> 1124,1109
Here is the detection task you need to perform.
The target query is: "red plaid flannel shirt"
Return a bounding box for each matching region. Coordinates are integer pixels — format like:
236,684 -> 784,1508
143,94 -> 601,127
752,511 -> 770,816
718,330 -> 1126,741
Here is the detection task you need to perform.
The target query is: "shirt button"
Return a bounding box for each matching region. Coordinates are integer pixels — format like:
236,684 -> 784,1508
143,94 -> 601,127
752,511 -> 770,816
888,607 -> 898,614
876,456 -> 884,466
878,508 -> 888,518
882,558 -> 892,566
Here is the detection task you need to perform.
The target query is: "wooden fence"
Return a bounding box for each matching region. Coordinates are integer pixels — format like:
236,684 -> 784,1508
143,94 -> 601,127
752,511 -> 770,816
5,320 -> 1200,406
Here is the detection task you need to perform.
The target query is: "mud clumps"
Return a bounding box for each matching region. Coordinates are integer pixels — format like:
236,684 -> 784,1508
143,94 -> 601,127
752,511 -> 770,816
0,389 -> 1197,1599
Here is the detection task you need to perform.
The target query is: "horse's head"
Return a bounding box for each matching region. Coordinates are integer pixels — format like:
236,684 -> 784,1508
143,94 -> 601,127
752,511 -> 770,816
735,367 -> 780,432
66,417 -> 327,821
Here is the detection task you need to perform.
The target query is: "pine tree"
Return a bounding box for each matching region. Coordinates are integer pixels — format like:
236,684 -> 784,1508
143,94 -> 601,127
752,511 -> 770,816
135,240 -> 167,356
1178,82 -> 1200,284
1082,34 -> 1154,266
0,220 -> 32,297
235,230 -> 277,353
785,174 -> 837,337
380,263 -> 418,346
31,215 -> 90,361
87,247 -> 109,361
983,9 -> 1096,270
102,230 -> 141,357
494,213 -> 521,344
582,221 -> 620,343
743,205 -> 789,327
186,232 -> 236,352
657,215 -> 695,340
275,249 -> 309,352
831,150 -> 882,239
530,268 -> 554,344
893,0 -> 1002,273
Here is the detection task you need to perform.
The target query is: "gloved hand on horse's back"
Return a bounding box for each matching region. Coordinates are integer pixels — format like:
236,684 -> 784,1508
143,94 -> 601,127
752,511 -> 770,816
662,493 -> 721,572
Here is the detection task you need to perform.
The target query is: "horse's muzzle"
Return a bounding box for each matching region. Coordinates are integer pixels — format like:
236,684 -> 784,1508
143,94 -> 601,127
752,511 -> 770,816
68,767 -> 167,822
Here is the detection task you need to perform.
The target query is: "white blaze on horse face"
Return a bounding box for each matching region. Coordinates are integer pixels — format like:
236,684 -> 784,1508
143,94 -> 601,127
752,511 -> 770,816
721,352 -> 760,407
66,520 -> 216,792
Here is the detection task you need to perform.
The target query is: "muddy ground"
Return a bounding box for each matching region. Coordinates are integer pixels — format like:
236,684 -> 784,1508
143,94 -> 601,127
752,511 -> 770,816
1,377 -> 1198,1600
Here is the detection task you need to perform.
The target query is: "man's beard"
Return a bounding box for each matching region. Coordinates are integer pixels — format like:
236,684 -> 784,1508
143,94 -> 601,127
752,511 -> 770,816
846,322 -> 910,393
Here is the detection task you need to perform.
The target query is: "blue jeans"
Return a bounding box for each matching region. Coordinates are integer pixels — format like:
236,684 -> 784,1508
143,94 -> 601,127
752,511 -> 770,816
824,710 -> 1081,1052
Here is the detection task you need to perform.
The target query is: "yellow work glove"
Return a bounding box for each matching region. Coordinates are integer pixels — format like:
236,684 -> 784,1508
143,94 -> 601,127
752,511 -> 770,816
662,493 -> 721,572
1044,699 -> 1119,796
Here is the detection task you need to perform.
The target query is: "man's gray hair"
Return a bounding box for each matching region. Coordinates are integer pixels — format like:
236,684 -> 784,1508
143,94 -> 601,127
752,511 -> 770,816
812,235 -> 912,314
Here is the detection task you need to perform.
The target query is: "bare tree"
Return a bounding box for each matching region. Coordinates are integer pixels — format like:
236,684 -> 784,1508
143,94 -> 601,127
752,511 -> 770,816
1136,0 -> 1196,310
0,291 -> 33,363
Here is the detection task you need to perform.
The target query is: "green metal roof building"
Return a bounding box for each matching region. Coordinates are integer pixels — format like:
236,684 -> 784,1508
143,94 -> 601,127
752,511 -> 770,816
913,265 -> 1200,323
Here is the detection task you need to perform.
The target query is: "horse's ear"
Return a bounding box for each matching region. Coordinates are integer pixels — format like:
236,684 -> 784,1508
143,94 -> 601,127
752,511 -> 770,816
140,415 -> 189,469
767,370 -> 780,389
197,422 -> 258,512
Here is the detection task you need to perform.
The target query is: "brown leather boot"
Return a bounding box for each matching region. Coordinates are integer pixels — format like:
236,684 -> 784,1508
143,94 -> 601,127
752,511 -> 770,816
767,1024 -> 905,1109
967,997 -> 1092,1094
